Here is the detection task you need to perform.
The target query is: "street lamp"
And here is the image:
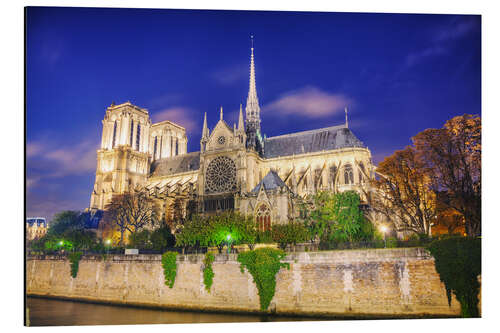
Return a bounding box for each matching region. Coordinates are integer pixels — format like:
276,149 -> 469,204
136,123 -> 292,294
105,239 -> 111,255
380,226 -> 388,248
226,234 -> 232,254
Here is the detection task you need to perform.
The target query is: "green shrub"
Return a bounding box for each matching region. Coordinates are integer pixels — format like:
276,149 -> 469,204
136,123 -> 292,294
151,225 -> 176,251
175,212 -> 256,252
256,230 -> 273,244
427,237 -> 481,317
271,223 -> 310,250
237,248 -> 290,311
203,253 -> 215,292
68,252 -> 83,278
386,237 -> 398,248
129,230 -> 152,249
161,251 -> 178,288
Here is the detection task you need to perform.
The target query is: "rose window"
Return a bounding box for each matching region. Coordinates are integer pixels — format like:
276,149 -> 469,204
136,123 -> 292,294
217,136 -> 226,145
205,156 -> 237,193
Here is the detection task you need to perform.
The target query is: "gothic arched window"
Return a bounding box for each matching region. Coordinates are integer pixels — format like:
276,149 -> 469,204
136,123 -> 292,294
344,164 -> 354,184
112,121 -> 117,148
256,204 -> 271,232
129,119 -> 134,147
135,124 -> 141,151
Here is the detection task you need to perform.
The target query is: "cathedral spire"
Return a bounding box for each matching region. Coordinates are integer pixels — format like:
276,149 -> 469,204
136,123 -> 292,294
238,104 -> 244,130
245,35 -> 263,155
345,107 -> 348,128
245,35 -> 261,129
202,112 -> 209,138
220,106 -> 223,120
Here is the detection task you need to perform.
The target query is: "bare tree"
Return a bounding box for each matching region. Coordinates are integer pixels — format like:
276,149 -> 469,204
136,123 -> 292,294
413,114 -> 481,237
103,190 -> 160,246
369,147 -> 437,236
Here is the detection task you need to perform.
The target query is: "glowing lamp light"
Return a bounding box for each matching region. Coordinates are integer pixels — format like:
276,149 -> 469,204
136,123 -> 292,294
380,226 -> 388,233
226,234 -> 231,241
59,241 -> 64,246
105,239 -> 111,245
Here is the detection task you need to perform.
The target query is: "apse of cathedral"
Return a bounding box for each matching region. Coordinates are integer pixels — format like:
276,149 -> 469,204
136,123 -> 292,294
89,43 -> 374,227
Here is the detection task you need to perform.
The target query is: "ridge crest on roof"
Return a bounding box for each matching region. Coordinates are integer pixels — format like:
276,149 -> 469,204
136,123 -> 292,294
265,124 -> 347,140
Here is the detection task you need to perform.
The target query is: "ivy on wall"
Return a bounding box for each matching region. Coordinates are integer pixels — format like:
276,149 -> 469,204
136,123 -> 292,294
68,252 -> 83,278
427,237 -> 481,317
162,251 -> 178,288
237,248 -> 290,311
203,253 -> 215,292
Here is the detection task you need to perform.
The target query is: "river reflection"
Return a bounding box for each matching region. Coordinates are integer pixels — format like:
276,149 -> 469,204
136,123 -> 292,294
27,297 -> 324,326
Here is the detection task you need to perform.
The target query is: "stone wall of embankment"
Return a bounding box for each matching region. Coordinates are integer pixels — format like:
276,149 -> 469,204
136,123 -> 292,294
26,248 -> 461,317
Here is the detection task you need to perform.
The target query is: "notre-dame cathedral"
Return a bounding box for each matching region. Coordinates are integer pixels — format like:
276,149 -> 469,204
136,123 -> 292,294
89,44 -> 374,230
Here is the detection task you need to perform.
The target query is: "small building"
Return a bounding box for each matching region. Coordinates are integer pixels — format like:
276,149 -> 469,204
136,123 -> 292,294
26,217 -> 47,240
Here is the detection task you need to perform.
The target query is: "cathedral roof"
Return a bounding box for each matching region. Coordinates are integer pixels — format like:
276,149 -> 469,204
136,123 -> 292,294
263,125 -> 366,158
251,170 -> 289,193
150,152 -> 200,177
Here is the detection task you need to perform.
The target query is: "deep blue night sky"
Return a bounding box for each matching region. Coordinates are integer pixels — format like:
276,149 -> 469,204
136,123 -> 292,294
26,7 -> 481,221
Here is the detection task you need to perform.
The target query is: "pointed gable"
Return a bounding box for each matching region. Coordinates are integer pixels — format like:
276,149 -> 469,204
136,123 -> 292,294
251,170 -> 289,193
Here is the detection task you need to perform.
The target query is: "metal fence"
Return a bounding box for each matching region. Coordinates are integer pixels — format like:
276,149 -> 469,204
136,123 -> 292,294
317,238 -> 434,251
26,239 -> 436,257
26,246 -> 209,257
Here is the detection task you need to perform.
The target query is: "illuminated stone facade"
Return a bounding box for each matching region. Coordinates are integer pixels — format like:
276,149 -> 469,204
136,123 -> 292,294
89,45 -> 374,227
26,217 -> 48,240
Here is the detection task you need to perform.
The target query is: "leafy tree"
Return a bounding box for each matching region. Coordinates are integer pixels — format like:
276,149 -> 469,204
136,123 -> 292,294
150,223 -> 176,251
129,230 -> 152,249
330,191 -> 368,242
29,210 -> 99,252
256,230 -> 273,244
303,190 -> 373,243
175,214 -> 211,249
306,191 -> 337,241
64,229 -> 97,251
175,212 -> 257,252
103,190 -> 160,245
47,211 -> 84,237
413,114 -> 481,237
271,223 -> 310,250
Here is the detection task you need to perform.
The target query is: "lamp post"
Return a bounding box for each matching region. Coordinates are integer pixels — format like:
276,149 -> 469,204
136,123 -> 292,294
226,234 -> 232,254
380,226 -> 388,248
105,239 -> 111,255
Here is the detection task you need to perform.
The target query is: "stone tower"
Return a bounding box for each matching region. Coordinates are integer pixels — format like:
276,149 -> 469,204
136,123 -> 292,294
90,102 -> 152,210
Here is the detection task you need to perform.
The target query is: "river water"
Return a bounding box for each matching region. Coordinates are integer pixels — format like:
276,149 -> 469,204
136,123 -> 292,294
26,297 -> 325,326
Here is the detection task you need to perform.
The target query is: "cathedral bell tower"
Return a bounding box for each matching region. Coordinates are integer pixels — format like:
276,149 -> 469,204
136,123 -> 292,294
90,102 -> 151,210
245,36 -> 264,156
